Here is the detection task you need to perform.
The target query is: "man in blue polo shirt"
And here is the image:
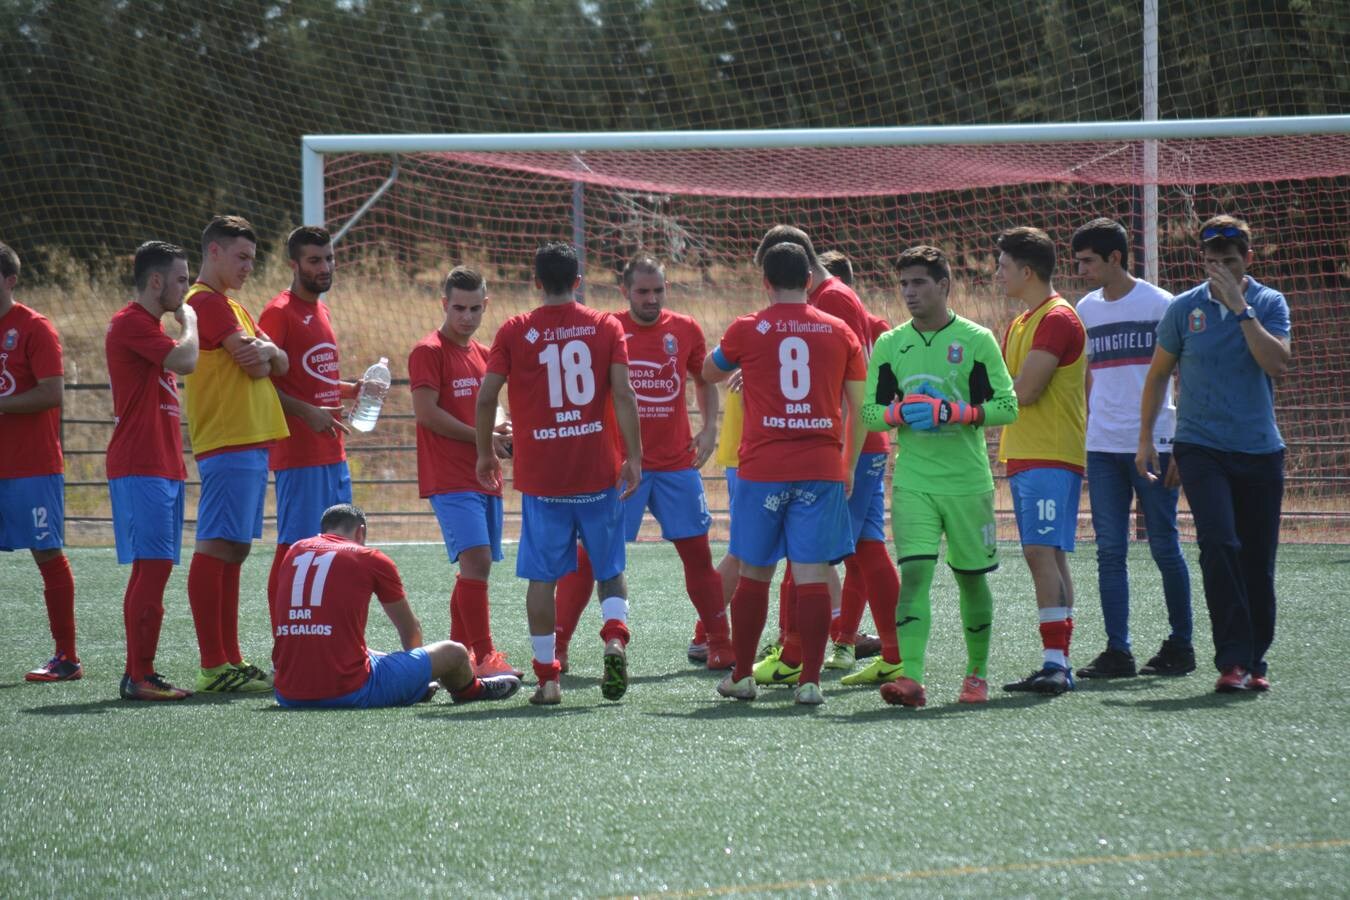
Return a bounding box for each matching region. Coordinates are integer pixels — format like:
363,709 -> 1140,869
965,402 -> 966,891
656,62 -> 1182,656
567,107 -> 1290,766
1136,215 -> 1291,694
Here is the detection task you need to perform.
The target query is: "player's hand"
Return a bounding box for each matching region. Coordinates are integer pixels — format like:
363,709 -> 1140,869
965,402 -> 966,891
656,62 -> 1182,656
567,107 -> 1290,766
1164,455 -> 1181,490
843,464 -> 855,499
1204,260 -> 1245,313
300,402 -> 349,436
1135,442 -> 1161,483
476,454 -> 502,491
727,369 -> 744,394
618,458 -> 641,500
900,383 -> 977,430
172,303 -> 196,327
230,335 -> 266,368
491,432 -> 513,459
690,428 -> 716,469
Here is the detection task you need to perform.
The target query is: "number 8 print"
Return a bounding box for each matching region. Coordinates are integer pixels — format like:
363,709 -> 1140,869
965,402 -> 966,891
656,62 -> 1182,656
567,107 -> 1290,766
778,337 -> 810,401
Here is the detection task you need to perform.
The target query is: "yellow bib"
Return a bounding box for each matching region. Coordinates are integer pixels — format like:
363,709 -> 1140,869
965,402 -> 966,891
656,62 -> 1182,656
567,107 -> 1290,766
998,296 -> 1086,467
715,388 -> 743,469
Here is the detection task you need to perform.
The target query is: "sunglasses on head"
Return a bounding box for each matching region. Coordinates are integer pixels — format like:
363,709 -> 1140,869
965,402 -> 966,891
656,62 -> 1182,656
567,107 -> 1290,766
1201,225 -> 1244,241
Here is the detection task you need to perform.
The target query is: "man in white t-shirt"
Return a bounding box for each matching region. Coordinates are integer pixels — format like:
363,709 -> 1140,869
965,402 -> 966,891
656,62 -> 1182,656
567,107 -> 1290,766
1071,218 -> 1194,679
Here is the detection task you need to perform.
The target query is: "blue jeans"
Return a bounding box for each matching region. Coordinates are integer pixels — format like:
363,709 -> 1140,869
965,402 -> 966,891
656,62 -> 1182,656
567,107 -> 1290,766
1087,451 -> 1192,653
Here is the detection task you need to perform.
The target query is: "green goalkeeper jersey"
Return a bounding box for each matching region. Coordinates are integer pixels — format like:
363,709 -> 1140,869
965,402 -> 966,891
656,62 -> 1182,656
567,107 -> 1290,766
862,312 -> 1018,495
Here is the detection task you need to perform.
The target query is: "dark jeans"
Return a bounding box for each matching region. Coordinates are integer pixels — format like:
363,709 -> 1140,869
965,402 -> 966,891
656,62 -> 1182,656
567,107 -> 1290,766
1087,451 -> 1192,653
1172,442 -> 1284,676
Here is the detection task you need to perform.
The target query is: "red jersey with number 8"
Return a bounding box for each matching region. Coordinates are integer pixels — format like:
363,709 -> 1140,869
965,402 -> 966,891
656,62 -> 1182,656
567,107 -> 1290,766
487,302 -> 628,496
716,303 -> 864,483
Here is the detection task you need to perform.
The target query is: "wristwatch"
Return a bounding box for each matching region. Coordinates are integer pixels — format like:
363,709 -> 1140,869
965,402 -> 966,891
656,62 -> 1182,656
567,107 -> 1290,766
1235,305 -> 1255,322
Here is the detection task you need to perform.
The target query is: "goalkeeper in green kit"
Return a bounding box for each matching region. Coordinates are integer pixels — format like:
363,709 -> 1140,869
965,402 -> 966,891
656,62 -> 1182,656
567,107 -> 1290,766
862,246 -> 1019,707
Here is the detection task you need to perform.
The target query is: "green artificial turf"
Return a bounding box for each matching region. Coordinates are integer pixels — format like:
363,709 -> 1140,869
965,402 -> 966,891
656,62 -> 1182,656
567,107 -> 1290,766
2,542 -> 1347,897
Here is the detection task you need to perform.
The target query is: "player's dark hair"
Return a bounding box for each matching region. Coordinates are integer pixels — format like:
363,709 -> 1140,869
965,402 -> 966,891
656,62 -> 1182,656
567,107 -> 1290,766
762,242 -> 811,290
286,225 -> 331,261
133,241 -> 188,292
443,265 -> 485,296
1198,214 -> 1251,256
621,253 -> 664,289
320,503 -> 367,534
895,245 -> 951,284
996,226 -> 1056,283
535,242 -> 579,295
0,241 -> 19,280
202,215 -> 257,254
754,225 -> 818,269
1070,218 -> 1130,268
817,250 -> 853,285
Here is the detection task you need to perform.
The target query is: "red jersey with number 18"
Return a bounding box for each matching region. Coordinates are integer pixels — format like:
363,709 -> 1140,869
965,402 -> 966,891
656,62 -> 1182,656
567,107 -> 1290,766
487,302 -> 628,496
616,309 -> 707,472
717,302 -> 864,483
271,532 -> 406,701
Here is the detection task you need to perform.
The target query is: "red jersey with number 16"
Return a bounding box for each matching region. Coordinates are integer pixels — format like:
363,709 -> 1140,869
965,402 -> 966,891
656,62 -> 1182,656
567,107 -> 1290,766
487,302 -> 628,496
716,302 -> 864,483
271,532 -> 406,701
616,309 -> 707,472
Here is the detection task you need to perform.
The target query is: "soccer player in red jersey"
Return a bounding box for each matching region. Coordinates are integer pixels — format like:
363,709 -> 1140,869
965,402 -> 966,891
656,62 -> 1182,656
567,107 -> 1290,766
704,242 -> 866,706
553,254 -> 732,671
106,242 -> 201,700
409,266 -> 519,679
271,504 -> 520,708
259,227 -> 361,612
182,216 -> 290,694
746,229 -> 902,690
0,240 -> 80,683
475,242 -> 642,706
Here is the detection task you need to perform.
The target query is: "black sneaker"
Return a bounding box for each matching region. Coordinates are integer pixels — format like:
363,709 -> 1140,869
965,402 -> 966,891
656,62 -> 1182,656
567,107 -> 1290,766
1075,648 -> 1137,679
1003,664 -> 1074,695
854,634 -> 882,659
1139,638 -> 1196,676
452,674 -> 521,703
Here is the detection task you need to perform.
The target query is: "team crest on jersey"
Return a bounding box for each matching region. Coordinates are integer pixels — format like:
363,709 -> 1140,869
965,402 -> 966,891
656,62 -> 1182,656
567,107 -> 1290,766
2,328 -> 16,351
1188,308 -> 1207,333
663,333 -> 678,355
947,343 -> 964,364
525,327 -> 540,344
756,320 -> 771,335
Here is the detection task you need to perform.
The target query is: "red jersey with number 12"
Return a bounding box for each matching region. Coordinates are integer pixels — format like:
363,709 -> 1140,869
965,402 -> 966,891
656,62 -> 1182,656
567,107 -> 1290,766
487,302 -> 628,496
617,309 -> 707,472
271,533 -> 406,701
717,302 -> 864,483
0,302 -> 64,478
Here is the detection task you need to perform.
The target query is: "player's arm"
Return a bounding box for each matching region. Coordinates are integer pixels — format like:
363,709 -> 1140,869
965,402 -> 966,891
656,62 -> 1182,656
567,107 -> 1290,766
971,330 -> 1018,427
1136,345 -> 1179,484
702,345 -> 736,384
610,362 -> 643,499
224,329 -> 288,379
690,377 -> 719,469
843,378 -> 866,497
474,372 -> 507,490
0,375 -> 62,414
380,599 -> 424,652
412,387 -> 474,441
277,389 -> 349,435
161,304 -> 200,375
861,333 -> 900,432
1011,349 -> 1060,407
1206,262 -> 1291,378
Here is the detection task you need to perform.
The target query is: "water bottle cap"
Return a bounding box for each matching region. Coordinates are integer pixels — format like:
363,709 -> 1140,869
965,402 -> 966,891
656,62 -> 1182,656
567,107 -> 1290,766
377,356 -> 389,365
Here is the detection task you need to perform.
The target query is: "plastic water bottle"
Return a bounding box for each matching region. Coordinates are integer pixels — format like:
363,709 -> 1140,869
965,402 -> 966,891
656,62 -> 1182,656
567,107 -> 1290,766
349,357 -> 391,433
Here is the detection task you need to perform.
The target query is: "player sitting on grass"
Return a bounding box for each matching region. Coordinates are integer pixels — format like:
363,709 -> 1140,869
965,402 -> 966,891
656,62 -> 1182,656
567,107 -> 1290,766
271,504 -> 520,709
862,245 -> 1018,707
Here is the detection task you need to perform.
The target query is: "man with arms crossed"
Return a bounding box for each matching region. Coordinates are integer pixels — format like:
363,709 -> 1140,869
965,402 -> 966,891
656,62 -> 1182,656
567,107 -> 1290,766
995,226 -> 1087,696
183,215 -> 289,693
1071,218 -> 1194,679
704,242 -> 866,706
409,266 -> 518,679
271,504 -> 520,708
1137,215 -> 1290,693
475,242 -> 642,706
0,240 -> 80,683
259,226 -> 361,611
106,242 -> 200,700
553,254 -> 732,670
863,246 -> 1018,707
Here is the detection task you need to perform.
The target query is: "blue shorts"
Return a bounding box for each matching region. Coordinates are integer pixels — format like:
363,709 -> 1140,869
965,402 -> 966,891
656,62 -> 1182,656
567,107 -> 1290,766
729,478 -> 854,568
848,453 -> 888,544
275,648 -> 432,709
109,476 -> 185,564
430,491 -> 504,563
724,467 -> 739,505
275,461 -> 352,544
196,448 -> 269,543
622,469 -> 711,541
0,474 -> 64,552
518,489 -> 625,583
1009,467 -> 1083,552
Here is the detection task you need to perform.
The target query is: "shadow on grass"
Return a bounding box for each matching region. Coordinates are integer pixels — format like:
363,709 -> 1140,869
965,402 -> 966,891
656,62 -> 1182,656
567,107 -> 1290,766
23,692 -> 271,715
0,681 -> 31,691
1072,677 -> 1162,694
1101,691 -> 1263,712
415,703 -> 600,722
830,693 -> 1050,722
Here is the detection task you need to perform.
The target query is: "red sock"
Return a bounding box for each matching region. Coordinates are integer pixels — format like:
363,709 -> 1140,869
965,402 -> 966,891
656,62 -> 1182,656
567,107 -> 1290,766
455,576 -> 495,659
1039,619 -> 1071,654
780,569 -> 801,666
673,535 -> 729,639
778,569 -> 793,646
857,539 -> 902,664
836,556 -> 867,643
599,617 -> 631,645
796,582 -> 832,684
37,554 -> 77,659
187,553 -> 227,669
1066,615 -> 1075,657
554,545 -> 594,648
730,577 -> 771,681
266,543 -> 290,626
220,561 -> 243,665
532,658 -> 562,683
124,559 -> 172,681
452,676 -> 484,701
449,584 -> 466,645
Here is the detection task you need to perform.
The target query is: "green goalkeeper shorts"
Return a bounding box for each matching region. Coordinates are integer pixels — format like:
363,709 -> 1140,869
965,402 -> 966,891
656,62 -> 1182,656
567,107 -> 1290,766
892,488 -> 999,575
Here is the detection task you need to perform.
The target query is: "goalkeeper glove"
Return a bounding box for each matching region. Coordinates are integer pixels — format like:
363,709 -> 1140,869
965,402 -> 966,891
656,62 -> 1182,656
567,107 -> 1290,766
900,382 -> 979,430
